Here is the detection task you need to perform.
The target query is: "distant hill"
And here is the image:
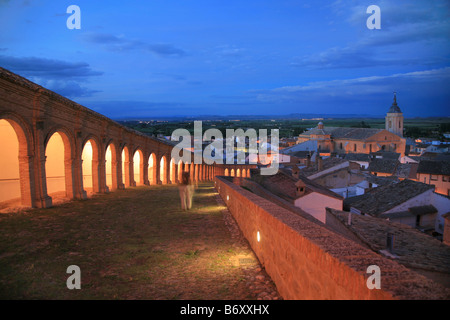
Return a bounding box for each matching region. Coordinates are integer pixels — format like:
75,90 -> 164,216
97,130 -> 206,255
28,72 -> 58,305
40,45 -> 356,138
113,113 -> 387,121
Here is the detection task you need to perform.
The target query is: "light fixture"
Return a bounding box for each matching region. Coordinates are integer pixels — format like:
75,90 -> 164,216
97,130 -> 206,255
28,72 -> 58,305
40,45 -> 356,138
257,231 -> 261,242
227,195 -> 229,201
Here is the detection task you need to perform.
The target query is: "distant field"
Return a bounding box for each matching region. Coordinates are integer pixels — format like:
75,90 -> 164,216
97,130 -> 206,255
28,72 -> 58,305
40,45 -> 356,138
119,117 -> 450,139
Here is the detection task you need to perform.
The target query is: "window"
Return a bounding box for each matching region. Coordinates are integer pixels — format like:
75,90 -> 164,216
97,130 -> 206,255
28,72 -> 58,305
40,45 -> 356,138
340,142 -> 343,149
443,176 -> 449,182
369,144 -> 372,152
430,175 -> 438,181
399,121 -> 401,128
354,144 -> 357,152
389,121 -> 392,128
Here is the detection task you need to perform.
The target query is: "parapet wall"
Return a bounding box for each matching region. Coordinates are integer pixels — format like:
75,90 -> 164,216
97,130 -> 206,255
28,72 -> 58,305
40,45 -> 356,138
215,176 -> 449,300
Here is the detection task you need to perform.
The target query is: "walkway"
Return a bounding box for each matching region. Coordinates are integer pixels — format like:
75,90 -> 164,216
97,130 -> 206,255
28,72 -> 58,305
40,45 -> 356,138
0,182 -> 281,300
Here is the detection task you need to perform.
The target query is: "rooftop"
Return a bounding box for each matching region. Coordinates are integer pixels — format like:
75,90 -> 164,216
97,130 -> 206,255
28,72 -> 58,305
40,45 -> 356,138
327,209 -> 450,285
344,179 -> 435,216
368,158 -> 399,174
252,168 -> 343,201
300,157 -> 348,177
417,160 -> 450,176
300,126 -> 384,141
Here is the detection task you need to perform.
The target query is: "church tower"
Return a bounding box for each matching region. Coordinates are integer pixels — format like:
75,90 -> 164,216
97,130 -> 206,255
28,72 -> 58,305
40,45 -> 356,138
385,92 -> 403,137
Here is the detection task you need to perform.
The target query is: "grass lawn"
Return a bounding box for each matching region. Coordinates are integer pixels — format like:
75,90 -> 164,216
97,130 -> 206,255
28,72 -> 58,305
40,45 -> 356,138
0,182 -> 264,300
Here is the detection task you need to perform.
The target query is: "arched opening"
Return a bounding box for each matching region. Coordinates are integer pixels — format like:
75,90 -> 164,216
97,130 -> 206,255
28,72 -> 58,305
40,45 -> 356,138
169,158 -> 176,184
190,162 -> 195,182
160,156 -> 167,184
133,149 -> 143,186
225,168 -> 229,176
0,119 -> 21,205
45,132 -> 68,202
230,169 -> 235,177
121,146 -> 130,187
236,168 -> 241,177
148,153 -> 157,185
81,139 -> 99,196
178,160 -> 183,182
105,143 -> 116,190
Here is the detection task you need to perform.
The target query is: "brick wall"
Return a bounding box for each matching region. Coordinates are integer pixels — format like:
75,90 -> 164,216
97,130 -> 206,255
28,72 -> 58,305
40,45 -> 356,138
215,176 -> 449,300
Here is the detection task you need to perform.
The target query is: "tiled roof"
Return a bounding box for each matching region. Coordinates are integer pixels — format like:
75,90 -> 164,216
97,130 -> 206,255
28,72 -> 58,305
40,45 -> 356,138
370,151 -> 400,160
327,209 -> 450,275
344,179 -> 435,216
362,173 -> 399,186
344,153 -> 371,162
254,168 -> 343,201
289,151 -> 314,159
368,159 -> 399,174
394,162 -> 419,179
417,160 -> 450,176
299,126 -> 384,141
300,157 -> 348,177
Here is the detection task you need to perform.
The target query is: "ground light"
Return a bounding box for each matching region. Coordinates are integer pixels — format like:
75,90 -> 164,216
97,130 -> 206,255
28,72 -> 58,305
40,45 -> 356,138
257,231 -> 261,242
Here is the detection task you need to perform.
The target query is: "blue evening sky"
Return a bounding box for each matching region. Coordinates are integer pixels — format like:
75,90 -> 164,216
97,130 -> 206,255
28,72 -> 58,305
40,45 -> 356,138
0,0 -> 449,118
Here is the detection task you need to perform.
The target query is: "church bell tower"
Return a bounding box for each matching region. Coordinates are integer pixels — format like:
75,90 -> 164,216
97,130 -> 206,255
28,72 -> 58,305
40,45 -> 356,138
385,92 -> 403,137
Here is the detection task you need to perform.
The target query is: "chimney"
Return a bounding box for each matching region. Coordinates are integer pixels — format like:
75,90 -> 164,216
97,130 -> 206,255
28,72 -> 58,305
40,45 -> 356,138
317,156 -> 323,171
292,165 -> 300,179
387,233 -> 395,253
295,180 -> 306,198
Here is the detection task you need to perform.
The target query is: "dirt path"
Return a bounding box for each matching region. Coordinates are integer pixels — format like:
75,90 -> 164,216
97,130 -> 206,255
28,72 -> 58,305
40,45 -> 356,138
0,182 -> 281,300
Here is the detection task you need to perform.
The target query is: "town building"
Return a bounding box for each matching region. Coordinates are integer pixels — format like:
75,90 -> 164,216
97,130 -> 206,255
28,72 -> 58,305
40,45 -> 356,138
297,94 -> 406,156
417,160 -> 450,196
250,167 -> 343,223
344,179 -> 450,236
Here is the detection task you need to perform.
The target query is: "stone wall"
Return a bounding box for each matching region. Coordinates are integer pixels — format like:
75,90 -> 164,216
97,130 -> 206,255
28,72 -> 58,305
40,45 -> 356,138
215,176 -> 449,300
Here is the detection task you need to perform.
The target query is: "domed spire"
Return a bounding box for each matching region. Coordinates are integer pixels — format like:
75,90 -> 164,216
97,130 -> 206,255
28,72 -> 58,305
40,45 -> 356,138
388,91 -> 402,113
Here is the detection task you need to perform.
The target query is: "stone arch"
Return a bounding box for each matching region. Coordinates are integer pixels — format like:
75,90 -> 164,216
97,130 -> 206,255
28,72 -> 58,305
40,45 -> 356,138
224,168 -> 229,176
0,113 -> 34,207
177,159 -> 183,182
44,126 -> 76,201
133,147 -> 144,186
169,158 -> 177,184
121,144 -> 131,187
148,152 -> 157,185
236,168 -> 241,177
159,154 -> 168,184
104,140 -> 119,191
230,168 -> 235,177
81,135 -> 101,195
190,162 -> 195,182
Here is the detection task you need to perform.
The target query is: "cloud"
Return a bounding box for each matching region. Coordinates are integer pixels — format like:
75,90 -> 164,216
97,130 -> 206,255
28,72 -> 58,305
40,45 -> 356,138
252,67 -> 450,105
296,0 -> 450,70
0,55 -> 103,79
82,32 -> 187,57
0,55 -> 103,98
